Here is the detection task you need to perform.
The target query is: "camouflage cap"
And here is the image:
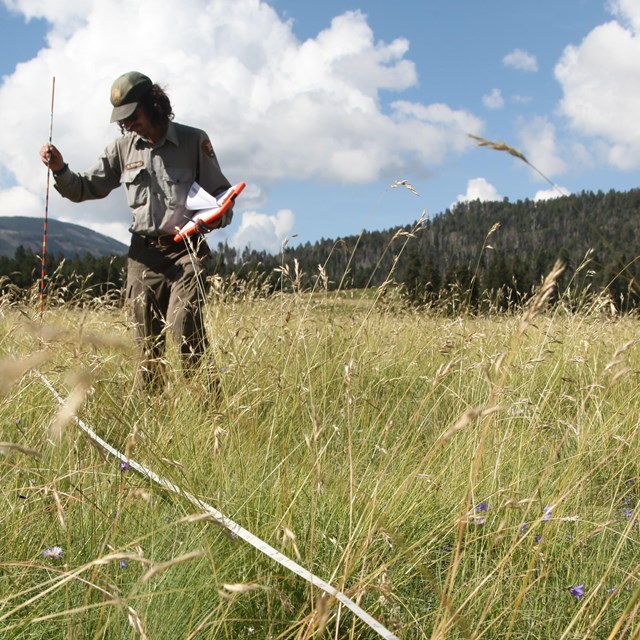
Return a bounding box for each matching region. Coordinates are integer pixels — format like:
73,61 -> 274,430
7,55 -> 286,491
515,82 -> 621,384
109,71 -> 153,123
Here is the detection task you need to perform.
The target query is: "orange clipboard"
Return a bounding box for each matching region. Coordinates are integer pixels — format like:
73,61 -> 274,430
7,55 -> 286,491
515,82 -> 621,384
173,181 -> 246,242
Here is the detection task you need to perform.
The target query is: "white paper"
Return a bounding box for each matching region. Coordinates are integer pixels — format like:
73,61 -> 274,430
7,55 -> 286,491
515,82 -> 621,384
186,182 -> 220,211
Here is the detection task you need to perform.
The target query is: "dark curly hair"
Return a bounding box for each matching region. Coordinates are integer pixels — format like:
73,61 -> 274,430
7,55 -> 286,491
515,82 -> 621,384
118,84 -> 174,133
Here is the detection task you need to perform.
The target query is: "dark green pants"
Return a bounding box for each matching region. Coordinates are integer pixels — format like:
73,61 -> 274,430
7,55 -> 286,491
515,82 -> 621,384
126,233 -> 210,390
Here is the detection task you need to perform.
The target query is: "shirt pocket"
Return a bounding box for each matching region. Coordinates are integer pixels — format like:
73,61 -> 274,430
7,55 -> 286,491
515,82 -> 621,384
164,166 -> 194,208
121,165 -> 148,210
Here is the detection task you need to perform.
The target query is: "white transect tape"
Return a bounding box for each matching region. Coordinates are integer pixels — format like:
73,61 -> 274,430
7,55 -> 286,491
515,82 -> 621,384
35,371 -> 398,640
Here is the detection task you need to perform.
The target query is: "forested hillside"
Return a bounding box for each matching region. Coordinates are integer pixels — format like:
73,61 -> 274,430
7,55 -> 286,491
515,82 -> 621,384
209,188 -> 640,309
2,188 -> 640,309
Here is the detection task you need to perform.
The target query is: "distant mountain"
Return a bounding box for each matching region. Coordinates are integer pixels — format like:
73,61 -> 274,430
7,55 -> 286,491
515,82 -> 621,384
0,217 -> 128,258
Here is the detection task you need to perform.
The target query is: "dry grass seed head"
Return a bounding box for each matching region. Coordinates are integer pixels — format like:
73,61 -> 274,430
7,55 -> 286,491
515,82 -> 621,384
0,351 -> 51,396
389,179 -> 419,196
0,442 -> 42,459
438,405 -> 502,443
28,321 -> 131,353
279,526 -> 302,562
519,260 -> 565,332
468,134 -> 529,164
48,370 -> 93,442
42,485 -> 66,530
219,582 -> 263,600
141,550 -> 204,583
126,606 -> 149,640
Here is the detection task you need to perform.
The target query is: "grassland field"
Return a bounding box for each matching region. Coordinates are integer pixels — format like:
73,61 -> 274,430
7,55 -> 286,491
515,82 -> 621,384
1,280 -> 640,639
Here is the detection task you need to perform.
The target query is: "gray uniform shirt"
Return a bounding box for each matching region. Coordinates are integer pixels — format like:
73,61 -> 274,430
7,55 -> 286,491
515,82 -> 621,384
54,121 -> 231,236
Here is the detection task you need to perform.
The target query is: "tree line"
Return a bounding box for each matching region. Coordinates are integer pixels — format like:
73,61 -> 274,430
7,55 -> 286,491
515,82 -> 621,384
0,246 -> 126,303
2,188 -> 640,311
208,188 -> 640,311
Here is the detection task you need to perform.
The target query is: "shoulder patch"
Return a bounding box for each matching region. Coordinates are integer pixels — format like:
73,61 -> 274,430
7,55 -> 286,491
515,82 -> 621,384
125,161 -> 144,171
201,139 -> 215,158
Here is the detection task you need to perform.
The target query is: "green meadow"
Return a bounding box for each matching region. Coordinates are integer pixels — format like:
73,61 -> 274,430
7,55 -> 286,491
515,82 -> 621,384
1,266 -> 640,639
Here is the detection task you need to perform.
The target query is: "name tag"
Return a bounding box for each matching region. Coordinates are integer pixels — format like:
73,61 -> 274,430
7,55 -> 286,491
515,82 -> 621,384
125,161 -> 144,171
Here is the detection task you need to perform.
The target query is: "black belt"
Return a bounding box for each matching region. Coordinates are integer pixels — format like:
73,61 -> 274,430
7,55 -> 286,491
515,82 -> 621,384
130,233 -> 209,262
144,234 -> 177,248
132,232 -> 186,248
131,233 -> 205,255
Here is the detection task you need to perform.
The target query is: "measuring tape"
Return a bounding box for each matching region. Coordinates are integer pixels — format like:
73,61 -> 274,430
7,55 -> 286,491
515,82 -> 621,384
35,371 -> 398,639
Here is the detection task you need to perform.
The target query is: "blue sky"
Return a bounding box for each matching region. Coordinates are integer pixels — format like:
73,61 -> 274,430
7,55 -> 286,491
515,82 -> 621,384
0,0 -> 638,252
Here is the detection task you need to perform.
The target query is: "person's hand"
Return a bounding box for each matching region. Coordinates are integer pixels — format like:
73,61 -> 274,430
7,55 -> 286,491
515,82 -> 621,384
195,205 -> 234,234
39,144 -> 65,172
218,205 -> 234,229
195,218 -> 215,234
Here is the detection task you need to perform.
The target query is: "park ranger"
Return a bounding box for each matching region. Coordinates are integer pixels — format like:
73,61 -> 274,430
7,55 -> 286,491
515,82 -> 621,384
40,71 -> 233,391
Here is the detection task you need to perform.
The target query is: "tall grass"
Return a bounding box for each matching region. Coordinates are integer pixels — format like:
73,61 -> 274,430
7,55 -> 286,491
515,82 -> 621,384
1,235 -> 640,639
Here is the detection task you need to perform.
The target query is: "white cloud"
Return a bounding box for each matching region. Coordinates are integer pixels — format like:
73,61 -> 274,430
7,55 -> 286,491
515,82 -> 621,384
503,48 -> 538,72
0,0 -> 485,247
2,0 -> 97,38
482,88 -> 504,110
555,4 -> 640,169
517,116 -> 567,177
230,209 -> 295,253
534,186 -> 571,201
454,178 -> 502,207
58,217 -> 131,246
0,185 -> 42,216
390,101 -> 483,163
607,0 -> 640,33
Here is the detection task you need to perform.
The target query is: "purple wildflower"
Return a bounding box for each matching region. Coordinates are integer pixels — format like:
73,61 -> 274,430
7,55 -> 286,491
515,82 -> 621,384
42,546 -> 63,559
471,517 -> 486,526
623,508 -> 634,519
534,534 -> 543,544
607,587 -> 617,594
119,559 -> 128,569
542,506 -> 553,521
519,523 -> 528,536
568,584 -> 585,600
475,502 -> 489,513
120,460 -> 131,472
